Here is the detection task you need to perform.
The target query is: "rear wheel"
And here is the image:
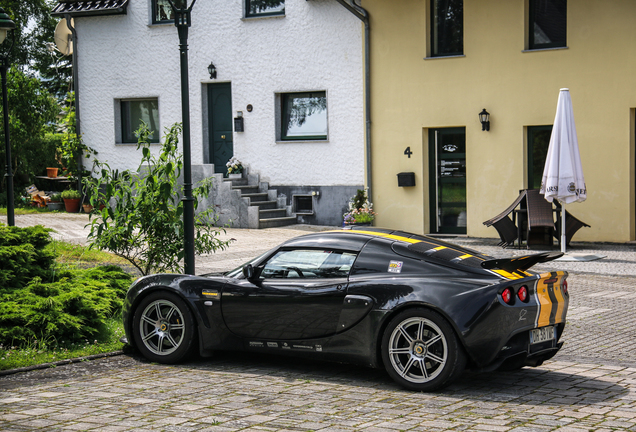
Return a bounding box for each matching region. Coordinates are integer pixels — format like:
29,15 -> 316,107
132,291 -> 196,363
381,308 -> 466,391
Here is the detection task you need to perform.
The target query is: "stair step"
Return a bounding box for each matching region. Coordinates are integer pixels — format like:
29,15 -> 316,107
249,200 -> 277,210
259,208 -> 288,219
243,193 -> 269,202
232,185 -> 259,193
223,178 -> 248,186
259,216 -> 297,229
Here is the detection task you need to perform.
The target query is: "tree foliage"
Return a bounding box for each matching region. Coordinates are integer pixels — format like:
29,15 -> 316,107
0,66 -> 59,203
85,122 -> 231,276
0,0 -> 72,97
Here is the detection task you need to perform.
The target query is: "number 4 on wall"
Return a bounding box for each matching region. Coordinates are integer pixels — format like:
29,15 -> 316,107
404,147 -> 413,158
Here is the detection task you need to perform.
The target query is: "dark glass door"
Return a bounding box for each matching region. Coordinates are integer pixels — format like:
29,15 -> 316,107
527,125 -> 552,190
207,83 -> 233,174
428,128 -> 466,234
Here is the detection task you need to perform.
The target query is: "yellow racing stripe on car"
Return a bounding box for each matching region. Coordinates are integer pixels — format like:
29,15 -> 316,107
535,271 -> 567,327
491,269 -> 524,280
344,230 -> 423,244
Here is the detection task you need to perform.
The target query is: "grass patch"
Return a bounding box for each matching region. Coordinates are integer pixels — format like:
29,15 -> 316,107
0,207 -> 73,215
0,317 -> 124,371
47,240 -> 129,267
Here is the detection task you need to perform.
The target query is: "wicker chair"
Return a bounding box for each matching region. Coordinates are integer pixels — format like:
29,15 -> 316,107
553,201 -> 591,247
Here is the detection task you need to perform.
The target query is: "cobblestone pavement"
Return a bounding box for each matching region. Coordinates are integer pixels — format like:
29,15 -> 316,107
1,213 -> 636,431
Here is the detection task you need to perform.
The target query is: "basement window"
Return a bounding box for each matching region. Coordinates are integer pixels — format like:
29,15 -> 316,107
293,195 -> 314,215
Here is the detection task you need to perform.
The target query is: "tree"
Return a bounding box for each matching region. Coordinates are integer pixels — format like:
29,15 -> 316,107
85,122 -> 231,276
0,66 -> 59,203
0,0 -> 71,97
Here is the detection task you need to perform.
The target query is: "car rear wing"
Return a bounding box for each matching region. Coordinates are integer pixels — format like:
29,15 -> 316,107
481,252 -> 563,273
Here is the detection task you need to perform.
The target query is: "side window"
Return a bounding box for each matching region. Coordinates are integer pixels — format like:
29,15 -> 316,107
118,98 -> 160,143
152,0 -> 174,24
260,249 -> 356,279
430,0 -> 463,57
528,0 -> 567,50
245,0 -> 285,18
279,91 -> 328,141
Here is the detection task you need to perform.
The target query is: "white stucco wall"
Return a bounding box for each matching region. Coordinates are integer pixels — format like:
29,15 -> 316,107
74,0 -> 364,187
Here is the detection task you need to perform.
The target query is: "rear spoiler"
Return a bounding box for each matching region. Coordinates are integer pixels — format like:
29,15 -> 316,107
481,252 -> 563,273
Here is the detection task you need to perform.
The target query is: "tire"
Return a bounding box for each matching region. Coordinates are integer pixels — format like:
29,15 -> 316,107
132,291 -> 197,364
381,308 -> 466,391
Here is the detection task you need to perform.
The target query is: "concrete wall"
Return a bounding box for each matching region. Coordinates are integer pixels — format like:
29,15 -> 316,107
73,0 -> 365,217
361,0 -> 636,242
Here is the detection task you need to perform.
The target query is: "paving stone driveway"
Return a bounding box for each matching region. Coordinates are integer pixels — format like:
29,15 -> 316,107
1,214 -> 636,431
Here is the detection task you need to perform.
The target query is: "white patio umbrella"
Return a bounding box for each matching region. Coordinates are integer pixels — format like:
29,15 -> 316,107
540,88 -> 587,253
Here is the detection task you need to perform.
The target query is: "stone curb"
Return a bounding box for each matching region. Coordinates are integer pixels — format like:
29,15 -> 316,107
0,350 -> 123,377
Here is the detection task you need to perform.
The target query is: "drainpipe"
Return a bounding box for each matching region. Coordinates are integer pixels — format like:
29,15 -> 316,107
64,14 -> 83,194
335,0 -> 372,199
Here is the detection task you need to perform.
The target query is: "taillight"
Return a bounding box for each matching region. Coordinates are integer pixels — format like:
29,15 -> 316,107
563,280 -> 568,295
501,288 -> 513,305
518,285 -> 528,302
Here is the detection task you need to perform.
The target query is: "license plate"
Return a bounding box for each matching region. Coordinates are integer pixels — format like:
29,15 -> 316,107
530,326 -> 554,344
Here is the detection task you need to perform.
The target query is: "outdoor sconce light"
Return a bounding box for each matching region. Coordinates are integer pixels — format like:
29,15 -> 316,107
234,111 -> 244,132
207,62 -> 217,79
479,109 -> 490,131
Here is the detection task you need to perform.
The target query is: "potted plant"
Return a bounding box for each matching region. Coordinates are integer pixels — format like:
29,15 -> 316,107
343,189 -> 376,226
46,167 -> 59,178
61,189 -> 81,213
226,157 -> 244,179
47,193 -> 64,211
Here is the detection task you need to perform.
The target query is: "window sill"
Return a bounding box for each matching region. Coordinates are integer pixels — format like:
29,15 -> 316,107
522,46 -> 568,53
242,14 -> 285,21
148,22 -> 174,27
116,142 -> 160,146
276,139 -> 329,144
424,54 -> 466,60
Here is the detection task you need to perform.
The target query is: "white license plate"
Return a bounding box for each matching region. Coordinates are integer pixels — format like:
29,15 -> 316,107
530,326 -> 555,344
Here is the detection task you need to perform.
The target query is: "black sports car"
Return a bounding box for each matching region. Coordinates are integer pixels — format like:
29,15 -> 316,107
122,227 -> 569,391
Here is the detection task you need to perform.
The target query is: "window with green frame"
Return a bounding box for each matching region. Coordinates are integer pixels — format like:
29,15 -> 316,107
152,0 -> 175,24
527,125 -> 552,189
245,0 -> 285,18
528,0 -> 567,49
121,99 -> 160,143
430,0 -> 463,57
281,92 -> 327,141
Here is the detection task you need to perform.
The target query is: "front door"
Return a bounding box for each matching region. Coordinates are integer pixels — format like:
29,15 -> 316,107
527,125 -> 552,190
207,83 -> 233,174
428,128 -> 467,234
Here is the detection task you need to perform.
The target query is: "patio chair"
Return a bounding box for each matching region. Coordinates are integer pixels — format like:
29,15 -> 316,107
523,189 -> 556,247
483,190 -> 526,248
553,201 -> 591,247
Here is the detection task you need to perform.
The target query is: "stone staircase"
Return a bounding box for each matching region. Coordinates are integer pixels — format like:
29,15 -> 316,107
191,165 -> 296,229
224,176 -> 297,229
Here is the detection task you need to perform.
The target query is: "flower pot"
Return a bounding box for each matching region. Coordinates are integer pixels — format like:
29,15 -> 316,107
46,167 -> 59,178
47,201 -> 65,211
82,204 -> 94,213
63,198 -> 81,213
228,173 -> 243,179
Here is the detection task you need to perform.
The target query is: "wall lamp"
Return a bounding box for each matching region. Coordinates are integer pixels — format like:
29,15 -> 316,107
479,109 -> 490,131
208,62 -> 217,79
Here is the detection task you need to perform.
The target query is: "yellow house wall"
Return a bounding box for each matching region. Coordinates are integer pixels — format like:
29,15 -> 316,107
363,0 -> 636,242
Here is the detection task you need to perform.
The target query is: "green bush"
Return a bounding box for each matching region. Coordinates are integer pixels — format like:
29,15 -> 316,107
0,225 -> 56,291
0,224 -> 132,347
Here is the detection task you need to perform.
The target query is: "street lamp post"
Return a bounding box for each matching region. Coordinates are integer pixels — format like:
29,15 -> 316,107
0,8 -> 15,226
167,0 -> 197,275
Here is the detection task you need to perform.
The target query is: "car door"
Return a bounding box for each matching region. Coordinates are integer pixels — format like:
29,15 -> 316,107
221,248 -> 357,340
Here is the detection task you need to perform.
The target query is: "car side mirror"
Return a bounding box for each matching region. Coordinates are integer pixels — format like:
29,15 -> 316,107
243,264 -> 254,279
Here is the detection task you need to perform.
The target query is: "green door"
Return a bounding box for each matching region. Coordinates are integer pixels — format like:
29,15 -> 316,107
208,83 -> 233,174
428,128 -> 466,234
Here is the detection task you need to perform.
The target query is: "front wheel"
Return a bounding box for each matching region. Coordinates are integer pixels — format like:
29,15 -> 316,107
132,291 -> 197,363
381,308 -> 466,391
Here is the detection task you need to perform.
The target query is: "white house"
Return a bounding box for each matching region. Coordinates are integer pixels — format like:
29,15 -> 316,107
52,0 -> 365,227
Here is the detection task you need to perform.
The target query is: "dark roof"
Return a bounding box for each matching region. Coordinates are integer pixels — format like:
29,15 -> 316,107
51,0 -> 129,17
